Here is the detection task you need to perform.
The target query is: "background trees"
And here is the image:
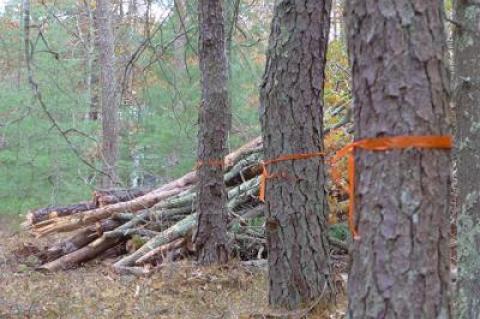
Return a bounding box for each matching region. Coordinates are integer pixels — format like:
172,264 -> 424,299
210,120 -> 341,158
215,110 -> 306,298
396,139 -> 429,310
0,0 -> 274,213
2,0 -> 474,316
346,0 -> 451,317
96,0 -> 119,188
260,0 -> 333,309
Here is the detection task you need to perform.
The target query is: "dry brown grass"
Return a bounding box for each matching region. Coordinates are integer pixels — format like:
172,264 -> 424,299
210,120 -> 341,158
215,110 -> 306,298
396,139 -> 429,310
0,216 -> 346,319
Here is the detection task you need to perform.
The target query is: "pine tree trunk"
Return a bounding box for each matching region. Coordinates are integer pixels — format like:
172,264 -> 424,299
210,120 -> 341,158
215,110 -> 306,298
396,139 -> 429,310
194,0 -> 231,265
454,1 -> 480,317
96,0 -> 119,188
346,0 -> 451,317
260,0 -> 334,309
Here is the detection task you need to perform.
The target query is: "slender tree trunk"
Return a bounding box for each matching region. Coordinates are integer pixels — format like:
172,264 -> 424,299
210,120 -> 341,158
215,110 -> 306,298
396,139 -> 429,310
260,0 -> 333,309
173,0 -> 187,71
96,0 -> 119,188
84,1 -> 99,121
454,1 -> 480,317
89,10 -> 100,121
346,1 -> 451,317
194,0 -> 231,265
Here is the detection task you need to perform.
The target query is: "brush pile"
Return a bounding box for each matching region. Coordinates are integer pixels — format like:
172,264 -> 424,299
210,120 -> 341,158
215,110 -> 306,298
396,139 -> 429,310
22,137 -> 349,274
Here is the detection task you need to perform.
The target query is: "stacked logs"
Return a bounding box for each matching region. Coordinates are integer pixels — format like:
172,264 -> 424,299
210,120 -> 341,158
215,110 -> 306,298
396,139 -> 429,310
23,137 -> 348,274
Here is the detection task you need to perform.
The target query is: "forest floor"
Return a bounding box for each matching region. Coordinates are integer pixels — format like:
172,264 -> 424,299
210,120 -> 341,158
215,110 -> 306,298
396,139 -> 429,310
0,216 -> 347,319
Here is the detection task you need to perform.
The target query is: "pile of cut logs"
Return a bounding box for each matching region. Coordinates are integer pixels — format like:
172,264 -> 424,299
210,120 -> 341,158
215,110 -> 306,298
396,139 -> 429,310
23,137 -> 348,274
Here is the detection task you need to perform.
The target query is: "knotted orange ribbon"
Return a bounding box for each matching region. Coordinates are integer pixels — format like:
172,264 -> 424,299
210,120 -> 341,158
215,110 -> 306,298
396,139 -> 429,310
259,135 -> 453,239
330,135 -> 453,238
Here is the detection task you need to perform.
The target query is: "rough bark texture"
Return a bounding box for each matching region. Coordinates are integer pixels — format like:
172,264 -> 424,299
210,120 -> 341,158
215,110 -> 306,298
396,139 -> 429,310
194,0 -> 231,265
454,1 -> 480,317
40,235 -> 124,271
45,219 -> 121,261
346,1 -> 451,317
96,0 -> 119,188
92,187 -> 150,207
259,0 -> 333,309
25,201 -> 96,226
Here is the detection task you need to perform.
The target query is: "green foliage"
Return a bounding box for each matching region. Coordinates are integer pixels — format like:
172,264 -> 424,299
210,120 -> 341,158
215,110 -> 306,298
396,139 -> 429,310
0,0 -> 270,215
328,223 -> 350,242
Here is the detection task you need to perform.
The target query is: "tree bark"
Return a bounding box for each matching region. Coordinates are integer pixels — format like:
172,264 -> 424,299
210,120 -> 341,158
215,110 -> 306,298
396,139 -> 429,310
260,0 -> 333,309
44,219 -> 121,261
346,0 -> 451,317
96,0 -> 119,187
39,234 -> 125,271
25,201 -> 96,226
92,187 -> 150,207
454,1 -> 480,317
33,171 -> 197,236
194,0 -> 231,265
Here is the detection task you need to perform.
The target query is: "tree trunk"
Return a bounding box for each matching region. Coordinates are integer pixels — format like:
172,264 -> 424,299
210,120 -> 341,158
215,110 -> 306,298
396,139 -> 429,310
454,1 -> 480,317
173,0 -> 187,71
96,0 -> 119,188
90,13 -> 100,121
79,0 -> 99,121
194,0 -> 231,266
346,0 -> 451,317
260,0 -> 333,309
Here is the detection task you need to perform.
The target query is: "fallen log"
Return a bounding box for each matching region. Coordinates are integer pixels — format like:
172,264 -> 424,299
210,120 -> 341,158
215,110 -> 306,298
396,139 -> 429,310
39,234 -> 127,271
33,173 -> 196,237
93,187 -> 151,207
224,152 -> 262,186
113,213 -> 197,268
224,136 -> 262,168
23,201 -> 96,228
44,219 -> 122,262
114,177 -> 261,268
135,237 -> 186,265
103,194 -> 194,240
27,138 -> 264,236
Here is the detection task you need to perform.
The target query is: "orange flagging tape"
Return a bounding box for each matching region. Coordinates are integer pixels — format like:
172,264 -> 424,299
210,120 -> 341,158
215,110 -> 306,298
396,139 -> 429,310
330,135 -> 453,238
195,159 -> 225,170
259,135 -> 453,239
259,152 -> 326,202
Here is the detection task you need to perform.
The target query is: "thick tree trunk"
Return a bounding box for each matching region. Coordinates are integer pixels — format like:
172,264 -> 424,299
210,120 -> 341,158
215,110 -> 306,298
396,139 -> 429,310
454,1 -> 480,317
96,0 -> 119,188
194,0 -> 231,265
346,1 -> 451,317
260,0 -> 333,309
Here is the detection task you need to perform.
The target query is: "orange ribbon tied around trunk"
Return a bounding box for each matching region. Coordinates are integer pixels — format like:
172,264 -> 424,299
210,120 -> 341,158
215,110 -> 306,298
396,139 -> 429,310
195,159 -> 225,170
259,152 -> 326,203
330,135 -> 453,239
